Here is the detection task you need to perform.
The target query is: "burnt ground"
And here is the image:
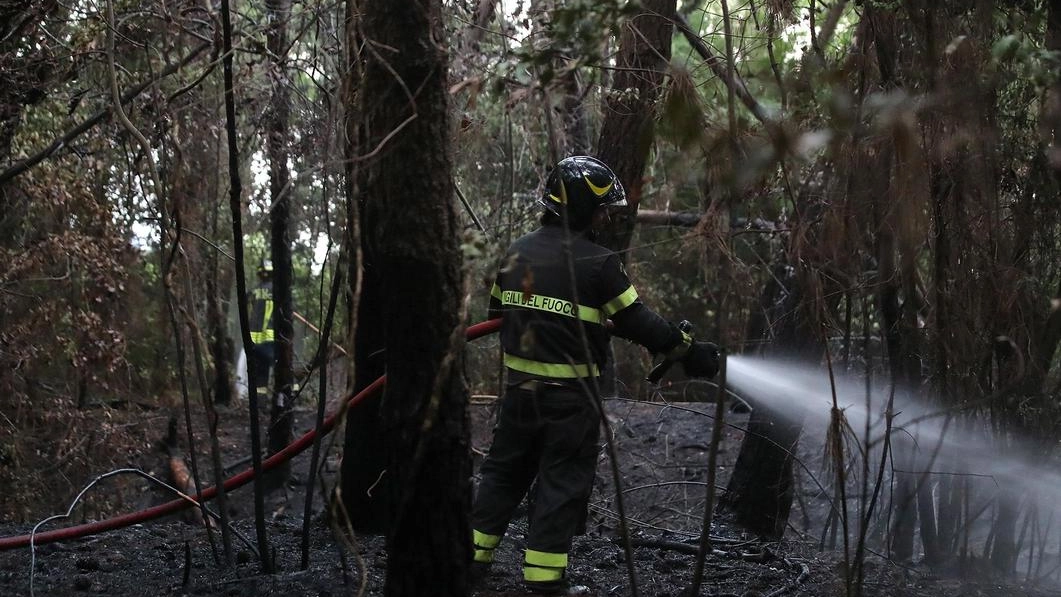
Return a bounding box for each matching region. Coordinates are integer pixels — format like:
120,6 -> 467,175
2,384 -> 1061,597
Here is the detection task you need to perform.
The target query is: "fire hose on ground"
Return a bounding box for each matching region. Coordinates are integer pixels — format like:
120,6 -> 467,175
0,318 -> 502,552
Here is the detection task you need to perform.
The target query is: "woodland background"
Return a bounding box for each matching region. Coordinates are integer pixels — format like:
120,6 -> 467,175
2,0 -> 1061,596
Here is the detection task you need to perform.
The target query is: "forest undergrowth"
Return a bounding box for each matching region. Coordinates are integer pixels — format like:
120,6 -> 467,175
0,393 -> 1059,597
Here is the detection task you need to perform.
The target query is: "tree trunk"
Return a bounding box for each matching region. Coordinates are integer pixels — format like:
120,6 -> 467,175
265,0 -> 295,486
1046,0 -> 1061,177
721,267 -> 815,539
595,0 -> 677,255
878,207 -> 929,562
206,235 -> 234,406
990,489 -> 1021,575
339,0 -> 390,535
357,1 -> 470,595
340,254 -> 390,533
1036,0 -> 1061,379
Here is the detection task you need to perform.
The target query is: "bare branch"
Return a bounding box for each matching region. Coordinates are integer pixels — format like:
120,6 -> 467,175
0,42 -> 210,186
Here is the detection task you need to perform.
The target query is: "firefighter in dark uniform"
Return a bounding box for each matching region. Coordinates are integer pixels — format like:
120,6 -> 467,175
471,156 -> 719,594
248,259 -> 275,401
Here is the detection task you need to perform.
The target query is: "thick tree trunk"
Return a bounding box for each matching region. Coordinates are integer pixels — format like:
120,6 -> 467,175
340,256 -> 390,533
723,405 -> 803,540
338,0 -> 391,535
721,267 -> 815,539
595,0 -> 677,255
990,489 -> 1021,575
356,1 -> 470,595
1036,1 -> 1061,378
1046,0 -> 1061,176
879,219 -> 930,562
265,0 -> 295,485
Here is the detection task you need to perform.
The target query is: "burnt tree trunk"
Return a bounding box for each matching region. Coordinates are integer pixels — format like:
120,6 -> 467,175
593,0 -> 676,399
338,0 -> 390,535
357,1 -> 471,595
340,248 -> 390,533
265,0 -> 295,485
721,267 -> 816,539
206,199 -> 234,407
595,0 -> 677,255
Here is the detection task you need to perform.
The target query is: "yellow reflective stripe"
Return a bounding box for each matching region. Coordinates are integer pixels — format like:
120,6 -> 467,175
504,354 -> 599,378
525,549 -> 568,568
262,300 -> 274,330
252,292 -> 275,343
250,330 -> 274,343
584,175 -> 614,197
548,193 -> 564,205
473,530 -> 501,549
524,566 -> 564,582
499,290 -> 603,324
602,285 -> 638,316
490,283 -> 502,301
474,549 -> 494,563
524,547 -> 567,583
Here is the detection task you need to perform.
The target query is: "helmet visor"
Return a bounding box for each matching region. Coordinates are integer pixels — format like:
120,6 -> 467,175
605,178 -> 627,207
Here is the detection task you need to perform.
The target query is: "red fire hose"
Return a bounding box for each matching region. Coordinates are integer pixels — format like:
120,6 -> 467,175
0,318 -> 501,551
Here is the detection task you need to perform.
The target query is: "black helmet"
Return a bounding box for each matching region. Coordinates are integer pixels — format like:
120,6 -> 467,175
540,156 -> 627,230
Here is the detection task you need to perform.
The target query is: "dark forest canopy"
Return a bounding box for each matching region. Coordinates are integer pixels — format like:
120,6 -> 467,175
1,1 -> 1061,595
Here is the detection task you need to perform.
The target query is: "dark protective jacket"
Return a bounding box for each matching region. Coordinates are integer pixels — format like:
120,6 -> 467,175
473,224 -> 689,586
488,224 -> 684,384
250,279 -> 275,344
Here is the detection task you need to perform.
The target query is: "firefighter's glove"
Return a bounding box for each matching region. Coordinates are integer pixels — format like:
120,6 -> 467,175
682,341 -> 720,379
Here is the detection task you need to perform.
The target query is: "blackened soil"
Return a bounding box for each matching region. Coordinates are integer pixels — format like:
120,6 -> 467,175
1,393 -> 1060,597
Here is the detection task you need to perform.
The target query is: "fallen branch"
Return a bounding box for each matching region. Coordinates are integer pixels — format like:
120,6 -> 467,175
635,209 -> 701,227
293,311 -> 348,356
673,13 -> 776,130
624,536 -> 743,556
635,210 -> 781,233
764,557 -> 811,597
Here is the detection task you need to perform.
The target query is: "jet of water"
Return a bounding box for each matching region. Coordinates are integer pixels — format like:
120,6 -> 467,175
724,354 -> 1061,504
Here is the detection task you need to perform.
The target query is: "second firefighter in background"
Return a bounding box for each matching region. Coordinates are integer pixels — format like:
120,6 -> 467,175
248,260 -> 275,402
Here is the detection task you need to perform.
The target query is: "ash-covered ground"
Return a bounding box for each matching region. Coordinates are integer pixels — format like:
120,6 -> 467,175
1,393 -> 1060,597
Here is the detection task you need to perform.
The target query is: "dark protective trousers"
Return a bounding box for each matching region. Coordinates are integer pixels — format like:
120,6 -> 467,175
247,341 -> 275,392
472,381 -> 601,555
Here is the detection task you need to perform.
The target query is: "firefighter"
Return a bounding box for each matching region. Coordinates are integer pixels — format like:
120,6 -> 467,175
471,156 -> 719,594
247,259 -> 275,402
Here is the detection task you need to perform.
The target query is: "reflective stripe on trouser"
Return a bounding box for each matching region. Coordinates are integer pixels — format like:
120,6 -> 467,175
473,529 -> 501,563
249,329 -> 274,343
471,383 -> 601,567
524,549 -> 567,582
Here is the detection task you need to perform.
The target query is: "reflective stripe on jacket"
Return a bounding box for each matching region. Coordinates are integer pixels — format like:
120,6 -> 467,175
250,282 -> 275,343
488,225 -> 639,382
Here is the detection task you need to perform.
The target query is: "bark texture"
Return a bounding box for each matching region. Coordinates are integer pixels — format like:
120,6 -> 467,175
265,0 -> 295,485
356,1 -> 470,595
595,0 -> 677,255
721,267 -> 815,539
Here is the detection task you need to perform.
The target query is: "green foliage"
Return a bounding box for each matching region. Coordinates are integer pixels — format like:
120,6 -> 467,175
992,32 -> 1061,89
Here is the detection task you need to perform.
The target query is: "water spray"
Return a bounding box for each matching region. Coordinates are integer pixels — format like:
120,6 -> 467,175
722,354 -> 1061,518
